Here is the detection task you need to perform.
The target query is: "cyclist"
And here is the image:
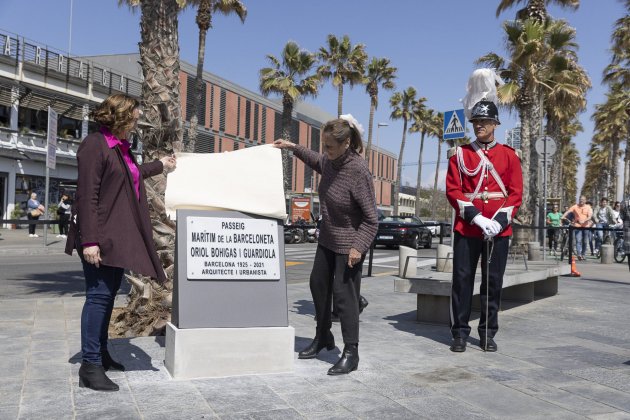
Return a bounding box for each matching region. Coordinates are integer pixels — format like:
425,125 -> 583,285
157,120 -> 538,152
619,196 -> 630,270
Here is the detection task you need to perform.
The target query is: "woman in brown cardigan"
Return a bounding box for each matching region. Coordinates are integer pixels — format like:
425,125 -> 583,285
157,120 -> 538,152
65,94 -> 176,391
274,115 -> 378,375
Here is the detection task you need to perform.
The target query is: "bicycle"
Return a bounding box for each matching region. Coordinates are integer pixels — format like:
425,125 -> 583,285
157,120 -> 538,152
593,226 -> 615,258
613,230 -> 625,263
557,227 -> 577,261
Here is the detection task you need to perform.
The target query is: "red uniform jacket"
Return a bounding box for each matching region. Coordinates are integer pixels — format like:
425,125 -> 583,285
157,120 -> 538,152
446,139 -> 523,238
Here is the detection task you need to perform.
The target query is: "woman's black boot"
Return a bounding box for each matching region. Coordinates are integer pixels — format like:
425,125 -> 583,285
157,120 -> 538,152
327,344 -> 359,375
78,362 -> 119,391
101,350 -> 125,372
298,330 -> 335,359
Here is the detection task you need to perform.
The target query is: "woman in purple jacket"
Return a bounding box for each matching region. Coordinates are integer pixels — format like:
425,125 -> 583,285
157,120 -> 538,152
274,115 -> 378,375
66,94 -> 176,391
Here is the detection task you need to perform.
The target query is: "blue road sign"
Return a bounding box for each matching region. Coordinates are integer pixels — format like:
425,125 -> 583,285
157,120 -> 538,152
443,109 -> 466,140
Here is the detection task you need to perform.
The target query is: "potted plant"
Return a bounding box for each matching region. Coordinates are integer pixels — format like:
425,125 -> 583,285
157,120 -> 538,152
10,207 -> 23,229
48,204 -> 59,234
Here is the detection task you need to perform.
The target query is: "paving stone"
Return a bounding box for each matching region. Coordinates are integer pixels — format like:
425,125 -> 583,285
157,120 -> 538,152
396,394 -> 491,419
326,390 -> 415,419
440,378 -> 574,418
0,338 -> 31,356
142,408 -> 217,420
24,361 -> 70,381
18,394 -> 73,420
304,373 -> 370,394
589,413 -> 630,420
74,404 -> 142,420
561,383 -> 630,412
0,377 -> 23,408
199,385 -> 288,415
260,374 -> 317,394
565,367 -> 630,393
0,358 -> 27,379
73,380 -> 135,412
276,391 -> 343,415
29,339 -> 67,353
132,382 -> 210,415
352,371 -> 434,399
0,406 -> 19,420
503,380 -> 617,416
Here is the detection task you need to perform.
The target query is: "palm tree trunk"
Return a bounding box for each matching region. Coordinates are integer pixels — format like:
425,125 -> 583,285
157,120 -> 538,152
624,142 -> 630,196
281,94 -> 294,194
365,97 -> 376,165
187,0 -> 211,153
431,137 -> 443,218
611,139 -> 620,199
415,131 -> 426,217
394,118 -> 408,215
529,94 -> 542,231
337,84 -> 343,117
518,105 -> 532,224
116,0 -> 182,337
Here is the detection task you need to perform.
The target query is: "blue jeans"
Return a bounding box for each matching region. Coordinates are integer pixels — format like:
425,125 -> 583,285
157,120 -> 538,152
80,261 -> 123,365
575,229 -> 589,257
594,223 -> 608,250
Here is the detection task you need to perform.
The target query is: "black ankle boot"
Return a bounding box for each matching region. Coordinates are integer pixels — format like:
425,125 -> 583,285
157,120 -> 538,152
327,344 -> 359,375
298,330 -> 335,359
78,362 -> 119,391
101,350 -> 125,372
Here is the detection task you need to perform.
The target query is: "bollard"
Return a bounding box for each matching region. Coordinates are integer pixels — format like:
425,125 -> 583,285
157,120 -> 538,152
600,244 -> 614,264
528,242 -> 542,261
436,244 -> 453,273
398,246 -> 417,278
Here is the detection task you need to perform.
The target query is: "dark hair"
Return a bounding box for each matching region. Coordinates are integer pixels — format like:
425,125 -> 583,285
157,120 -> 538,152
614,201 -> 620,206
91,94 -> 140,137
321,118 -> 363,154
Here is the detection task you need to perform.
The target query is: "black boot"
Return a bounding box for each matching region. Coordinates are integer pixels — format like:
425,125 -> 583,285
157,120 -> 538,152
327,344 -> 359,375
298,330 -> 335,359
101,350 -> 125,372
359,295 -> 369,314
78,362 -> 119,391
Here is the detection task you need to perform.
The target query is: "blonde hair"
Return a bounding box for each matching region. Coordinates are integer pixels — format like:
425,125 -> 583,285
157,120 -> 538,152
91,94 -> 139,136
321,118 -> 363,154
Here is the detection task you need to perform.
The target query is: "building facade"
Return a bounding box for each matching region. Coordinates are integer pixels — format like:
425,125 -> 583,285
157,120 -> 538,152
0,30 -> 397,224
505,122 -> 522,150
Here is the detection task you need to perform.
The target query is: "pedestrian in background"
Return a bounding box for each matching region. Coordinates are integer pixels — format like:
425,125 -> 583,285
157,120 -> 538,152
26,192 -> 45,238
592,197 -> 615,255
546,204 -> 561,255
57,194 -> 71,238
562,196 -> 593,261
65,93 -> 176,391
274,114 -> 378,375
619,196 -> 630,271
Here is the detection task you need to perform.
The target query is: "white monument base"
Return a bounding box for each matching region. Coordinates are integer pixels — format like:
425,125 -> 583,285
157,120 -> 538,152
165,322 -> 295,379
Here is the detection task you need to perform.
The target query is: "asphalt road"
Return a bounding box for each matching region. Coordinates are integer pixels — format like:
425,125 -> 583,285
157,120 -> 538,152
0,238 -> 448,297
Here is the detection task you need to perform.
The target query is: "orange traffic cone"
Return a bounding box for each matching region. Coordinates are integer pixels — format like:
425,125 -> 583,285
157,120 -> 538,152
570,256 -> 581,277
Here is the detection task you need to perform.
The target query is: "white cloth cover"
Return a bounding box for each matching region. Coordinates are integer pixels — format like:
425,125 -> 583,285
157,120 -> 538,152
165,145 -> 287,220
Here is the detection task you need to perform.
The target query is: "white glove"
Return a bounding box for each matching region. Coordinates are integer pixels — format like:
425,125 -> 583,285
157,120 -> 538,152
484,220 -> 503,239
473,215 -> 500,237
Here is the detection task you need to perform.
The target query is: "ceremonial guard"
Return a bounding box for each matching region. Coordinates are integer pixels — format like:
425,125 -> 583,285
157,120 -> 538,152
445,69 -> 523,352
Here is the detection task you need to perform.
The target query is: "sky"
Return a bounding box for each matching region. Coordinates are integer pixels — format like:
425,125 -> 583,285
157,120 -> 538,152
0,0 -> 626,198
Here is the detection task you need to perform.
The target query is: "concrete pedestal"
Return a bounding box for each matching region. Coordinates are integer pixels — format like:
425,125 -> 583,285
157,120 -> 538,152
600,244 -> 614,264
528,242 -> 542,261
436,244 -> 453,273
165,322 -> 295,380
399,246 -> 417,278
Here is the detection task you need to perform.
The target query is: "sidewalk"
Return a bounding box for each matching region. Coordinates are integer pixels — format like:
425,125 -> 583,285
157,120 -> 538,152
1,235 -> 630,419
0,227 -> 67,256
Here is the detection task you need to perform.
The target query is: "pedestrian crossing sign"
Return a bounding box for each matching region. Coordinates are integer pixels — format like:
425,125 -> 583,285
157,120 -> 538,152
443,109 -> 466,140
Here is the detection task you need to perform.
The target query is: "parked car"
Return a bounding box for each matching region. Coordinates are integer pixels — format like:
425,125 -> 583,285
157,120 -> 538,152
375,216 -> 432,249
423,220 -> 440,237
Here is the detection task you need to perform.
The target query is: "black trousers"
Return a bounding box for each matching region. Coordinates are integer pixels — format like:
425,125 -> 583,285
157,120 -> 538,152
310,245 -> 364,344
450,232 -> 509,340
59,214 -> 70,235
27,213 -> 39,235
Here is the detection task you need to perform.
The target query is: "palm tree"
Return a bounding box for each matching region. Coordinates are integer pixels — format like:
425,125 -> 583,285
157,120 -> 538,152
389,87 -> 417,215
430,112 -> 445,218
186,0 -> 247,152
260,42 -> 320,192
562,141 -> 580,205
317,34 -> 367,117
364,57 -> 397,165
116,0 -> 185,336
409,103 -> 432,218
496,0 -> 579,22
477,18 -> 585,223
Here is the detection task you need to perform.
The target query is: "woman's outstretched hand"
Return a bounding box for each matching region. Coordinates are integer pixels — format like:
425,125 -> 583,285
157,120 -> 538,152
273,139 -> 295,150
161,155 -> 177,173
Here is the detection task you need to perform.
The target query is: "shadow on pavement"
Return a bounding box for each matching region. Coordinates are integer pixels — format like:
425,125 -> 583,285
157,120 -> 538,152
383,310 -> 453,346
68,339 -> 159,371
291,299 -> 315,316
1,270 -> 131,298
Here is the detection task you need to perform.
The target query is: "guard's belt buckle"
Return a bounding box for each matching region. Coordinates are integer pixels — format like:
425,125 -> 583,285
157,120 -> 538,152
480,191 -> 489,201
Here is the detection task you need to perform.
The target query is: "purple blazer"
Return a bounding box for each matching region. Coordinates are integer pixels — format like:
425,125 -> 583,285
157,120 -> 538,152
65,132 -> 167,283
